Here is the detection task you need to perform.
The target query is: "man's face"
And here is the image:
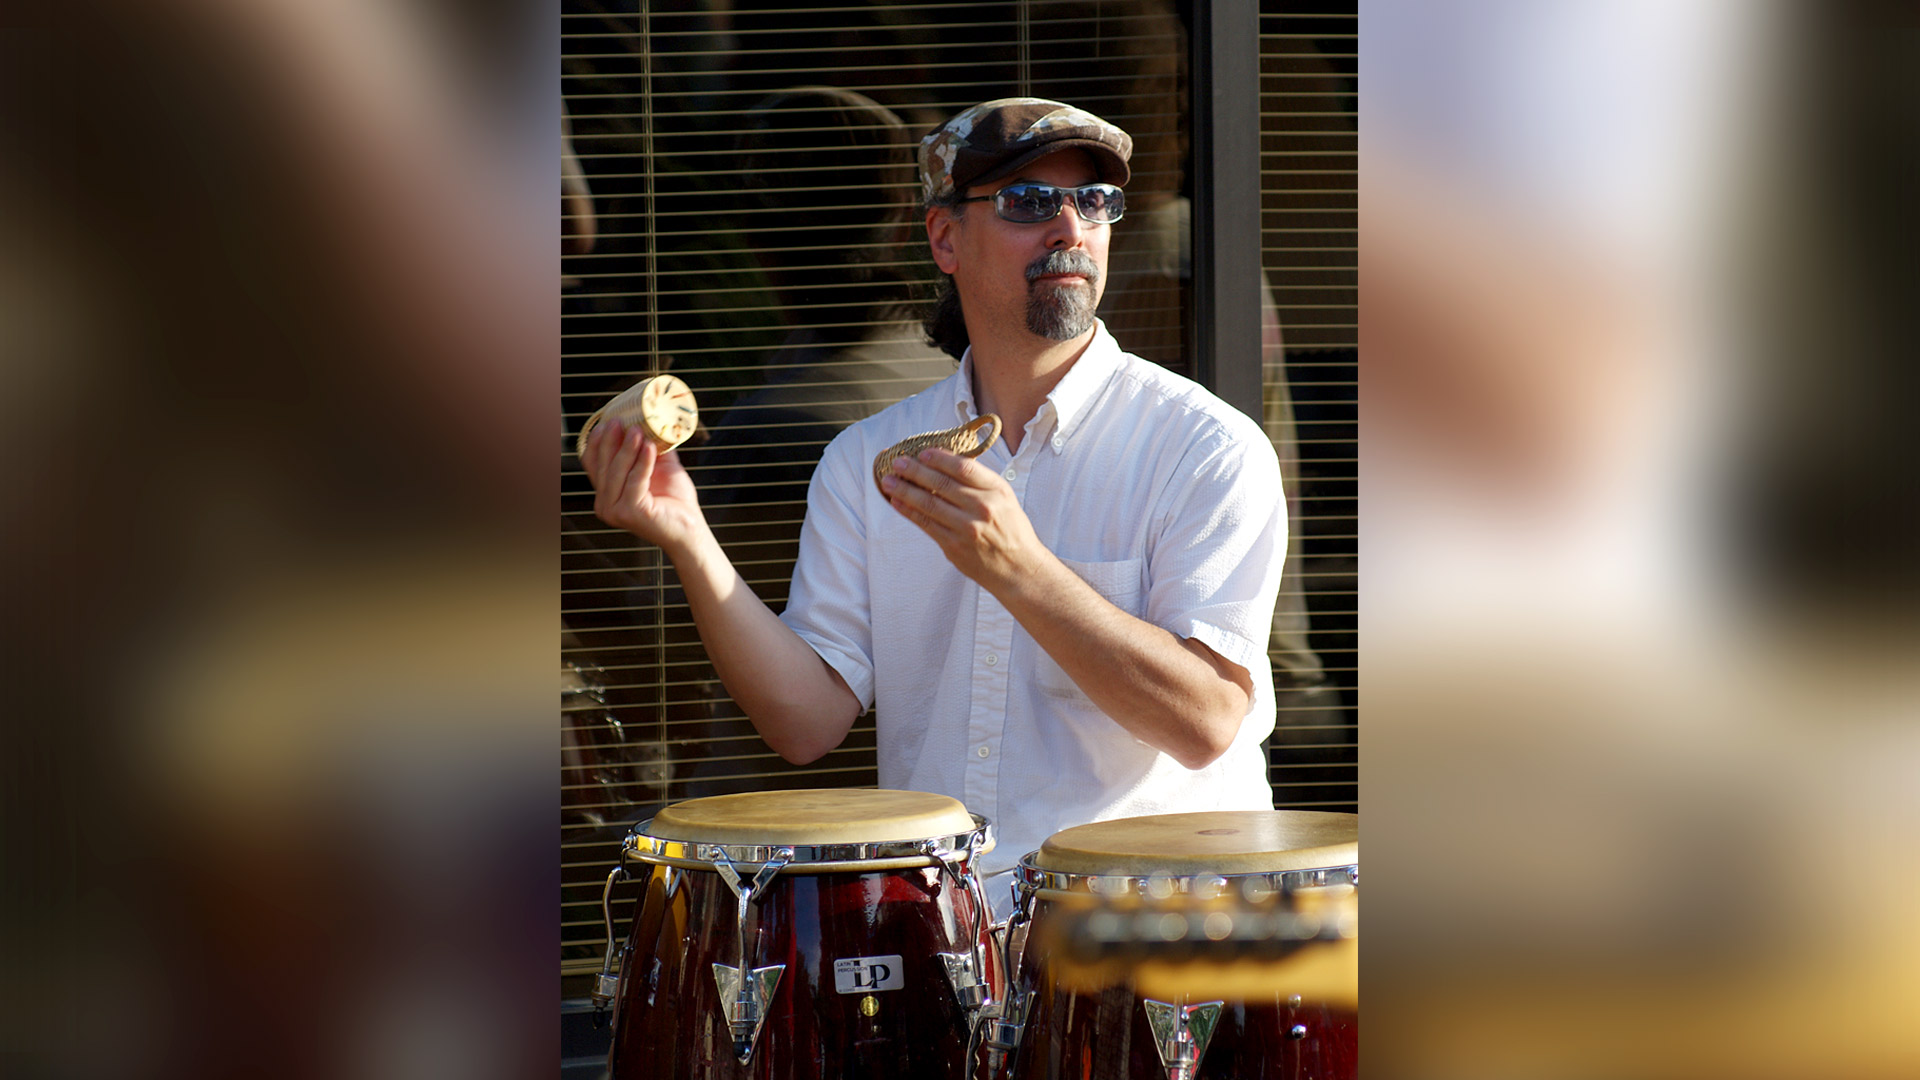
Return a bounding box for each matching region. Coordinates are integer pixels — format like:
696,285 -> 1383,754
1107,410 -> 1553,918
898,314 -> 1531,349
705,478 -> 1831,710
935,149 -> 1113,346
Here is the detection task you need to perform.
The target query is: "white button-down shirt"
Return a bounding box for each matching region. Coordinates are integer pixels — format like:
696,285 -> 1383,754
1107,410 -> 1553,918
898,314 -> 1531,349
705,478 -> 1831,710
781,322 -> 1286,917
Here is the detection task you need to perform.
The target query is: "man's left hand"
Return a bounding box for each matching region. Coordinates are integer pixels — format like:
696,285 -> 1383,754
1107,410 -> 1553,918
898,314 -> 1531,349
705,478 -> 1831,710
880,448 -> 1043,592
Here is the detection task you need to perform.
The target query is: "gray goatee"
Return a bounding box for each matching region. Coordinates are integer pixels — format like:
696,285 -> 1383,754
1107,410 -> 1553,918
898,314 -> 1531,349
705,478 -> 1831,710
1025,249 -> 1101,340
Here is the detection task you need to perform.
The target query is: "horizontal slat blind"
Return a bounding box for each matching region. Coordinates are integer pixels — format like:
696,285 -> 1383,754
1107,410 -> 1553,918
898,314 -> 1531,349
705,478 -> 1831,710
1260,6 -> 1358,811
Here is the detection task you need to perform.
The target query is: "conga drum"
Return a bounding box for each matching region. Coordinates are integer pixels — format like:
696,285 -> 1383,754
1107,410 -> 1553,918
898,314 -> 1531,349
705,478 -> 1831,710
992,811 -> 1358,1080
597,789 -> 1002,1078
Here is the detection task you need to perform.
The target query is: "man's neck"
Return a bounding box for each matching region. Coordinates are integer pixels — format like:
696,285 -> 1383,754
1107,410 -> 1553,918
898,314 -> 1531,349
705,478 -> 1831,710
966,327 -> 1096,453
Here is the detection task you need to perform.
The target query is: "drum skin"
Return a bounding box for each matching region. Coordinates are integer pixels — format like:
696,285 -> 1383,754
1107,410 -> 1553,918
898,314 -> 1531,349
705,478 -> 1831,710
1007,897 -> 1358,1080
608,860 -> 999,1079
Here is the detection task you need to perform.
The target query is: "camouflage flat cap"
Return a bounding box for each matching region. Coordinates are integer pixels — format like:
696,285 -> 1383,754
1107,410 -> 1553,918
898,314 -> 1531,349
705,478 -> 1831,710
919,97 -> 1132,204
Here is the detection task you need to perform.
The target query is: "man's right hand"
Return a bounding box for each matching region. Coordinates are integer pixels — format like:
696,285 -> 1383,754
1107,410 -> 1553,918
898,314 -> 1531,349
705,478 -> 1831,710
583,419 -> 706,552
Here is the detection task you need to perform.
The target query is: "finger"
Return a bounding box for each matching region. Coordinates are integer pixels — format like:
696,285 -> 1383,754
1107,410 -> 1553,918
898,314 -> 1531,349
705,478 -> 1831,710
593,425 -> 645,507
651,443 -> 684,485
582,418 -> 621,475
882,468 -> 969,533
625,435 -> 659,498
914,447 -> 996,489
882,477 -> 945,536
890,451 -> 985,510
588,419 -> 641,485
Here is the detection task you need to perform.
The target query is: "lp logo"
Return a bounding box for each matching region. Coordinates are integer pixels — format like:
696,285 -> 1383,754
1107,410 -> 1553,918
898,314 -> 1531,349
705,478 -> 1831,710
833,955 -> 905,994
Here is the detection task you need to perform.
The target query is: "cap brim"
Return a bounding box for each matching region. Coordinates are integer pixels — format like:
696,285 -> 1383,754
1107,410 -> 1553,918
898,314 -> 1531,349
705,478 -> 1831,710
965,139 -> 1131,193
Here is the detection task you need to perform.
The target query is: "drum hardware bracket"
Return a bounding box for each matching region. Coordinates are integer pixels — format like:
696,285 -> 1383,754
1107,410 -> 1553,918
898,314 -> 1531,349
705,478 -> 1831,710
938,950 -> 990,1010
1004,877 -> 1037,989
923,834 -> 996,1012
976,984 -> 1031,1074
709,845 -> 794,1064
593,857 -> 688,1025
591,865 -> 629,1022
711,963 -> 784,1065
978,881 -> 1037,1069
1142,998 -> 1224,1080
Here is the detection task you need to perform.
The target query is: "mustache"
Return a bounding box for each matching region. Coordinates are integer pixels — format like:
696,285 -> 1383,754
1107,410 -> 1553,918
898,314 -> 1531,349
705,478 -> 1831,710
1025,249 -> 1100,285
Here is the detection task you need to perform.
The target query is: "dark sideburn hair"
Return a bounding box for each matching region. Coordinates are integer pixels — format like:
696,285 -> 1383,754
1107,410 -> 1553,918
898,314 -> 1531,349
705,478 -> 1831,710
923,196 -> 970,360
926,275 -> 969,361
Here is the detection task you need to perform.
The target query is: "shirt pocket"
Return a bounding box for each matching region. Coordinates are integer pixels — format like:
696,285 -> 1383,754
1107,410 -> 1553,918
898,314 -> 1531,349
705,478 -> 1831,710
1034,556 -> 1147,701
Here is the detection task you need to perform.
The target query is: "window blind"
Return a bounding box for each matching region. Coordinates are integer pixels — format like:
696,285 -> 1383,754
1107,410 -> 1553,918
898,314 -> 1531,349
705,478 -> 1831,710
1259,7 -> 1358,812
560,0 -> 1358,983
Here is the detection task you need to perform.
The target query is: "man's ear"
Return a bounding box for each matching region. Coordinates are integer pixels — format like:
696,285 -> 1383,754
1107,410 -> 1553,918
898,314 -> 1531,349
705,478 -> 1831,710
925,206 -> 961,275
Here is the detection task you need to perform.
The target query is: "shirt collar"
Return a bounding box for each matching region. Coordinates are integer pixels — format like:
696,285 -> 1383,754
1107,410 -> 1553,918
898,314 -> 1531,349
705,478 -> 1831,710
1043,320 -> 1122,452
953,347 -> 980,423
951,321 -> 1123,455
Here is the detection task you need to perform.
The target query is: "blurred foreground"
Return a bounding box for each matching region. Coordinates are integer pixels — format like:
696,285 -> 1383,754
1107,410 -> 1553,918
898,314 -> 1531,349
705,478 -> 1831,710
2,2 -> 555,1077
1363,2 -> 1920,1077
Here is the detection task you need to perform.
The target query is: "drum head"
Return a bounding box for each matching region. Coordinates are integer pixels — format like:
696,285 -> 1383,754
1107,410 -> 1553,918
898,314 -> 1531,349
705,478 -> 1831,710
1035,810 -> 1358,877
645,788 -> 979,846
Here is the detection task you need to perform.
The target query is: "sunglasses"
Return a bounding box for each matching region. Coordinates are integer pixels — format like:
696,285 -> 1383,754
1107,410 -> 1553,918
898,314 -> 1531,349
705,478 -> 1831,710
957,182 -> 1126,224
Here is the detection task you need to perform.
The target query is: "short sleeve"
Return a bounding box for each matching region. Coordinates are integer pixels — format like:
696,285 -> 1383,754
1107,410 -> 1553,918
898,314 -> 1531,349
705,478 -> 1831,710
1145,424 -> 1287,678
779,429 -> 879,709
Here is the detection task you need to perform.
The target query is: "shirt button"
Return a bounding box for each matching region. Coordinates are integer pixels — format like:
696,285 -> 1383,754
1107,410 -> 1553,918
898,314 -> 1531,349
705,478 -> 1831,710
977,745 -> 991,759
984,653 -> 999,667
1051,434 -> 1063,449
1002,465 -> 1017,480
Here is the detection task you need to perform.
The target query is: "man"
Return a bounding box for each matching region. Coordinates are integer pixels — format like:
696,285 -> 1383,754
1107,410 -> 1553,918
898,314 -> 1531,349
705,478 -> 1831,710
584,98 -> 1285,914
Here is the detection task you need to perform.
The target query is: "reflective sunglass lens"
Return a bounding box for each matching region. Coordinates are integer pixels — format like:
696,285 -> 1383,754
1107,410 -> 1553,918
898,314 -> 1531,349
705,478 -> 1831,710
1075,186 -> 1123,222
1000,184 -> 1062,222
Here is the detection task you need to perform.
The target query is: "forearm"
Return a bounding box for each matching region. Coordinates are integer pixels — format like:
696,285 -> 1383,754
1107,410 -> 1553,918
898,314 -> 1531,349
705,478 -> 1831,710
994,558 -> 1253,770
877,447 -> 1253,764
586,424 -> 861,762
662,524 -> 862,764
